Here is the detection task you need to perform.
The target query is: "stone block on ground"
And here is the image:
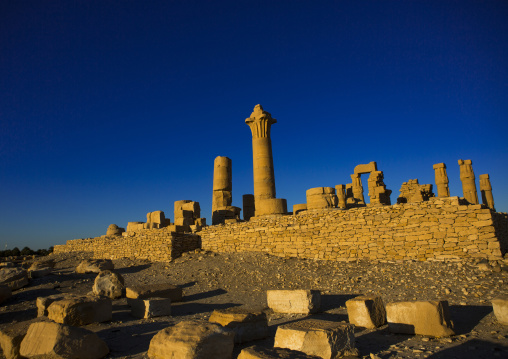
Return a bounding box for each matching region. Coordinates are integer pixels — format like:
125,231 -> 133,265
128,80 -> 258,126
492,298 -> 508,325
274,319 -> 357,359
208,307 -> 268,343
0,268 -> 29,290
93,270 -> 125,299
28,267 -> 52,278
28,259 -> 55,270
386,300 -> 454,337
75,259 -> 114,274
238,345 -> 321,359
36,294 -> 69,317
126,283 -> 183,302
345,295 -> 386,329
47,295 -> 112,326
20,321 -> 108,359
128,297 -> 171,319
0,285 -> 12,305
147,320 -> 234,359
0,319 -> 46,359
267,290 -> 320,314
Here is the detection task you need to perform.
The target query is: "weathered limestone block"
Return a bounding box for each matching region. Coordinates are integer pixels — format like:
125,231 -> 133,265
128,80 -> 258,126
127,221 -> 145,231
274,319 -> 357,359
47,295 -> 112,326
208,307 -> 268,343
238,345 -> 321,359
256,198 -> 287,216
398,179 -> 434,203
479,174 -> 495,211
128,297 -> 171,319
386,300 -> 454,337
20,322 -> 109,359
335,184 -> 347,209
28,267 -> 52,279
126,283 -> 183,302
147,320 -> 234,359
458,159 -> 478,204
0,268 -> 28,290
93,270 -> 125,299
345,184 -> 354,206
0,322 -> 29,359
183,201 -> 201,218
28,260 -> 54,278
293,204 -> 307,215
0,284 -> 12,304
37,294 -> 68,317
346,295 -> 386,329
350,174 -> 365,205
491,298 -> 508,325
306,187 -> 338,209
212,156 -> 233,224
175,200 -> 201,230
354,161 -> 377,174
243,194 -> 255,221
267,290 -> 320,314
213,206 -> 242,225
76,259 -> 114,273
433,163 -> 450,197
106,224 -> 124,236
367,171 -> 391,205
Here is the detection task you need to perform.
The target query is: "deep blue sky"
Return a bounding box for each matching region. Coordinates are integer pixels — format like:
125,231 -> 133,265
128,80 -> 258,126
1,1 -> 507,250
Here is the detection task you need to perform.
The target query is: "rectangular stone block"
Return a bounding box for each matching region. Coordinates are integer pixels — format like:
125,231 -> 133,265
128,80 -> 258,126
128,297 -> 171,319
267,290 -> 320,314
345,295 -> 386,329
47,295 -> 112,326
274,319 -> 357,358
386,300 -> 454,337
209,308 -> 268,343
492,298 -> 508,325
126,283 -> 183,302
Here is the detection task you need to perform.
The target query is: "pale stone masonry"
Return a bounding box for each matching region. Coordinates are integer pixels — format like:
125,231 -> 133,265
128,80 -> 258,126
200,197 -> 506,261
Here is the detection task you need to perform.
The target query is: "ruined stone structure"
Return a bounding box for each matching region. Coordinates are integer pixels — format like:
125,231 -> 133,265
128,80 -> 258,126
367,171 -> 391,206
480,174 -> 495,211
345,162 -> 391,207
211,156 -> 241,225
433,163 -> 450,197
245,105 -> 287,216
458,159 -> 478,205
242,194 -> 255,221
335,185 -> 347,209
306,187 -> 338,210
174,200 -> 205,232
106,224 -> 124,236
397,179 -> 434,203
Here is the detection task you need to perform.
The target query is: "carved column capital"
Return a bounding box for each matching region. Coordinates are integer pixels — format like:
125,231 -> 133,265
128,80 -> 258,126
245,104 -> 277,139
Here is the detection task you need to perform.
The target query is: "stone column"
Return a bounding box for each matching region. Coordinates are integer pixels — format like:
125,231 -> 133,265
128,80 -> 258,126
245,105 -> 286,216
212,156 -> 232,213
458,159 -> 478,204
335,184 -> 347,209
479,174 -> 495,211
351,174 -> 365,205
432,163 -> 450,197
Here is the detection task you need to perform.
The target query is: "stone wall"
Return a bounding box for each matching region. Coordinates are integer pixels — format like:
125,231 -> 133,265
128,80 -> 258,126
200,197 -> 507,261
53,229 -> 201,261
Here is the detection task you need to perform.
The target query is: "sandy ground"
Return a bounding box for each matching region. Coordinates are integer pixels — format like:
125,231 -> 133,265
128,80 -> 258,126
1,250 -> 507,359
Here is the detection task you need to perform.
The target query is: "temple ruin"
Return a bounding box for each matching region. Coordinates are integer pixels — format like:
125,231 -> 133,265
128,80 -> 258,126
54,105 -> 507,263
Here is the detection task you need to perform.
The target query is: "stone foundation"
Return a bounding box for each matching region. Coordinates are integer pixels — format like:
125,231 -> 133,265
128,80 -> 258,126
200,197 -> 507,261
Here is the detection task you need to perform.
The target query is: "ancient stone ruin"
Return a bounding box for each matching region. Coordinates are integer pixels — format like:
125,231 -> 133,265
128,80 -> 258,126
54,104 -> 507,264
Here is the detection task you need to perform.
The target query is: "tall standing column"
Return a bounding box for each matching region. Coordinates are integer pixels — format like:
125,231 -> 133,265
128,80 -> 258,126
479,174 -> 495,211
246,104 -> 277,201
458,159 -> 478,204
212,156 -> 232,213
433,163 -> 450,197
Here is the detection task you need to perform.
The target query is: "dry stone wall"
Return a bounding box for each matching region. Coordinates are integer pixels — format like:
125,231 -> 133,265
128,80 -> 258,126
200,197 -> 507,261
54,229 -> 201,261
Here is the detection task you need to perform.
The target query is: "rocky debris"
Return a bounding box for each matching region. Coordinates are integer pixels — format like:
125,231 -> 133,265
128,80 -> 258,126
126,283 -> 183,302
0,268 -> 29,290
75,259 -> 114,274
92,270 -> 125,299
238,345 -> 322,358
47,294 -> 112,326
209,307 -> 268,343
128,297 -> 171,319
0,284 -> 12,304
345,295 -> 386,329
19,321 -> 109,359
147,320 -> 234,359
267,290 -> 320,314
386,300 -> 455,337
274,319 -> 358,358
492,298 -> 508,325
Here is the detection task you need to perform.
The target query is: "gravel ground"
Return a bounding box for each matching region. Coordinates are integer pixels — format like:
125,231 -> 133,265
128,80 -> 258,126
1,250 -> 507,359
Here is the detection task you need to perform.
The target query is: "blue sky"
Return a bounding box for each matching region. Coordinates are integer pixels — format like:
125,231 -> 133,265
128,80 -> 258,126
1,1 -> 507,250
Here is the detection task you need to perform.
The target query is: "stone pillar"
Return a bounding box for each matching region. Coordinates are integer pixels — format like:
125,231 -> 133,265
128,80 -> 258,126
367,171 -> 391,205
458,159 -> 478,204
306,187 -> 338,209
212,156 -> 232,222
433,163 -> 450,197
245,104 -> 286,216
242,194 -> 255,221
479,174 -> 495,210
335,184 -> 347,209
351,174 -> 365,205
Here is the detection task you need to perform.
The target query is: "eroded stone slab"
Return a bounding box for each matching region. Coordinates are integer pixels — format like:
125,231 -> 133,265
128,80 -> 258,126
267,290 -> 320,314
76,259 -> 114,274
209,307 -> 268,343
47,295 -> 112,326
386,300 -> 454,337
345,295 -> 386,329
93,270 -> 125,299
128,297 -> 171,319
274,319 -> 357,359
126,283 -> 183,302
492,298 -> 508,325
238,345 -> 321,359
0,268 -> 28,291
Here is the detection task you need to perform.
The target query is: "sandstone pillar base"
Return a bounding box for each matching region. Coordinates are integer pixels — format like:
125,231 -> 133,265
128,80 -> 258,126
255,198 -> 287,216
